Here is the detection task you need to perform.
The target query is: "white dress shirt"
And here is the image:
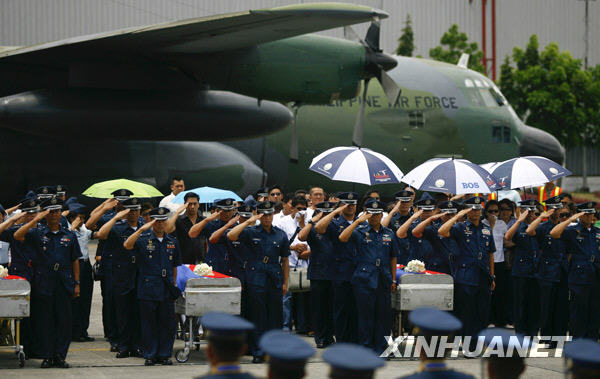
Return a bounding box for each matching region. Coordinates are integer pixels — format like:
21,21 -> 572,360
159,192 -> 181,213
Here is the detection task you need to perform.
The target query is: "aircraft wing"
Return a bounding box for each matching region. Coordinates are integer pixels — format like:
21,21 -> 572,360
0,3 -> 386,64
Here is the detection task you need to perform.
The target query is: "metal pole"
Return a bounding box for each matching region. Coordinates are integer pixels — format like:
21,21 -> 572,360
579,0 -> 595,192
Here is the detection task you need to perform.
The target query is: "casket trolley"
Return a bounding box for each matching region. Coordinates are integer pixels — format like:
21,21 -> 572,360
391,272 -> 454,336
174,277 -> 241,363
0,279 -> 30,367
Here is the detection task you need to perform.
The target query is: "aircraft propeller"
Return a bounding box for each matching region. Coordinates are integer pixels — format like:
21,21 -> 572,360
345,21 -> 401,147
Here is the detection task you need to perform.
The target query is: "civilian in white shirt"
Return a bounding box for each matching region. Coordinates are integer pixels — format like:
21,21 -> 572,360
483,200 -> 510,327
305,187 -> 325,222
159,177 -> 185,213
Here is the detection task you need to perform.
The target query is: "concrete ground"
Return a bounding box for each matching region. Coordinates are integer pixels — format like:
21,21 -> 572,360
0,242 -> 567,378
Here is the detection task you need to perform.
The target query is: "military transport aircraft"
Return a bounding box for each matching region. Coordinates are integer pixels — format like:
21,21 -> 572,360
0,3 -> 563,203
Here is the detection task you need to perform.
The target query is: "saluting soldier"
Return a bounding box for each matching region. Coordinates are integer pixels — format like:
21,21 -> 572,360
227,201 -> 290,363
339,198 -> 398,354
438,196 -> 495,352
504,200 -> 541,336
123,207 -> 182,366
188,198 -> 236,273
314,192 -> 359,344
550,201 -> 600,340
382,189 -> 414,265
85,188 -> 133,351
95,197 -> 145,358
36,186 -> 69,229
525,195 -> 569,345
298,201 -> 336,348
195,312 -> 256,379
411,201 -> 460,275
397,193 -> 436,266
14,197 -> 82,368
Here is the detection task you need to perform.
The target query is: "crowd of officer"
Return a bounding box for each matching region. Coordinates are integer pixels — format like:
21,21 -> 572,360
1,178 -> 600,377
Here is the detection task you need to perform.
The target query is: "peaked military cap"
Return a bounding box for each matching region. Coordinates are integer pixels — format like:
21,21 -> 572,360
237,203 -> 256,218
111,188 -> 133,201
257,201 -> 275,215
256,187 -> 269,198
323,343 -> 384,373
409,307 -> 462,335
315,201 -> 335,213
19,198 -> 39,213
25,190 -> 36,199
564,339 -> 600,370
415,192 -> 436,211
55,185 -> 67,196
122,197 -> 142,210
338,192 -> 359,204
479,327 -> 532,359
259,330 -> 315,364
464,196 -> 485,209
364,198 -> 384,214
545,195 -> 564,209
41,197 -> 63,211
394,190 -> 413,202
438,200 -> 459,213
148,207 -> 170,220
576,201 -> 597,214
202,312 -> 254,338
214,198 -> 236,211
36,185 -> 56,199
64,197 -> 78,207
68,203 -> 87,214
518,199 -> 541,210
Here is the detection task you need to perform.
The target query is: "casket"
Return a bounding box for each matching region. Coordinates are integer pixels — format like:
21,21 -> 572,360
0,279 -> 30,318
175,277 -> 241,316
392,273 -> 453,311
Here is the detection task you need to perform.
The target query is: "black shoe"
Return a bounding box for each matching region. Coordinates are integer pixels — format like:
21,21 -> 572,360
53,358 -> 70,368
252,356 -> 265,364
110,344 -> 118,352
41,359 -> 52,368
115,351 -> 130,358
82,335 -> 95,342
129,349 -> 144,358
144,359 -> 155,366
72,336 -> 85,342
159,357 -> 173,365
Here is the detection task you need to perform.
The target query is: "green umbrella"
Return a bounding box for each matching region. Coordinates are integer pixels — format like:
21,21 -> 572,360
82,179 -> 163,198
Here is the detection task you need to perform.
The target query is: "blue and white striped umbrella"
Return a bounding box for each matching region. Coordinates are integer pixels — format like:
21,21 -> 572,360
309,146 -> 403,185
402,158 -> 500,194
483,156 -> 571,189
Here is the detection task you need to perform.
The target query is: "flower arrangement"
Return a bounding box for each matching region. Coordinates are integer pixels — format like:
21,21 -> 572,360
0,265 -> 7,278
194,263 -> 213,276
405,260 -> 426,273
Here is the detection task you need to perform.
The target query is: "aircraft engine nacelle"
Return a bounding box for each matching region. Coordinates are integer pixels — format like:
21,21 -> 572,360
188,35 -> 366,105
0,88 -> 292,140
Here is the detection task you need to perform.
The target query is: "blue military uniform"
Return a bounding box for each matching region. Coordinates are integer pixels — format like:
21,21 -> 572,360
108,198 -> 144,356
196,313 -> 256,379
201,198 -> 236,273
535,196 -> 569,340
349,198 -> 398,354
237,201 -> 290,360
389,190 -> 414,265
306,201 -> 336,348
133,207 -> 182,364
323,343 -> 385,377
420,201 -> 460,275
447,196 -> 494,350
25,197 -> 82,365
509,200 -> 541,336
325,192 -> 359,344
561,201 -> 600,339
406,194 -> 436,269
398,308 -> 473,378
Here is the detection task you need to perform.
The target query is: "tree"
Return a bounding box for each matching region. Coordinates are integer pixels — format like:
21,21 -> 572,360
395,14 -> 415,57
498,35 -> 600,148
429,24 -> 485,73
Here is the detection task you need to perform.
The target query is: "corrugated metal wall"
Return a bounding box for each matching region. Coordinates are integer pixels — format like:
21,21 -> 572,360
2,0 -> 598,76
567,147 -> 600,175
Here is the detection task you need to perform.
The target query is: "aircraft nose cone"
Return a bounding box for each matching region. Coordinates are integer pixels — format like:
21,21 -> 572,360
519,124 -> 565,164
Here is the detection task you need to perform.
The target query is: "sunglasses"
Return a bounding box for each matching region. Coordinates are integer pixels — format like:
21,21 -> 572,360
500,207 -> 512,211
487,209 -> 499,214
534,212 -> 541,216
270,192 -> 282,196
559,213 -> 570,218
296,207 -> 307,211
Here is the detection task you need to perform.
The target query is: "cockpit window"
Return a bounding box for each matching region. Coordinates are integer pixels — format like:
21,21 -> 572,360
464,79 -> 474,88
479,88 -> 498,107
474,79 -> 484,88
